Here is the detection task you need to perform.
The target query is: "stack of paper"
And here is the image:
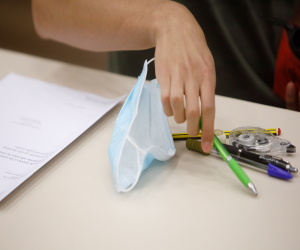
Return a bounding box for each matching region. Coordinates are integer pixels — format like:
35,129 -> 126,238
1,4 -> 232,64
0,73 -> 125,201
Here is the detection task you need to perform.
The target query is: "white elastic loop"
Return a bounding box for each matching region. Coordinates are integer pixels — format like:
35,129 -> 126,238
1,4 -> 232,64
147,58 -> 155,65
117,136 -> 144,192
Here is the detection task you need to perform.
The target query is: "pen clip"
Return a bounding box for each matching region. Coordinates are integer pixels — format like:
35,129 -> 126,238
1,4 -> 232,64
264,154 -> 289,163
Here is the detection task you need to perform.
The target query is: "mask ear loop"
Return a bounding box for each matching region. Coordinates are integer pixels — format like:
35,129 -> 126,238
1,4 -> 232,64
119,136 -> 145,192
116,59 -> 150,192
147,58 -> 155,65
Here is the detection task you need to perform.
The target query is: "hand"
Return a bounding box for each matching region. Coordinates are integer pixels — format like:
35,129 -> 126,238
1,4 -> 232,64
32,0 -> 216,153
153,2 -> 215,153
285,81 -> 300,111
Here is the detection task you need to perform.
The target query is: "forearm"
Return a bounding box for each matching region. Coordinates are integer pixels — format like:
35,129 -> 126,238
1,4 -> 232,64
32,0 -> 169,51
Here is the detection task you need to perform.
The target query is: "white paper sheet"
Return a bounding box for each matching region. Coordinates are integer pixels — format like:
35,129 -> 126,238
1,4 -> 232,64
0,73 -> 125,201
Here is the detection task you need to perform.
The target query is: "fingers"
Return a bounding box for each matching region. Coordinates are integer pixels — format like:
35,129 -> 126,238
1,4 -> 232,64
286,81 -> 298,111
170,76 -> 186,123
156,49 -> 215,154
160,69 -> 187,123
199,70 -> 216,153
156,55 -> 186,123
155,55 -> 173,117
184,52 -> 215,152
160,75 -> 173,116
185,80 -> 200,136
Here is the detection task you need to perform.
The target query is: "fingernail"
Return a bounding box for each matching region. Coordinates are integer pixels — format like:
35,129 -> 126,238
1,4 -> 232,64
202,141 -> 212,153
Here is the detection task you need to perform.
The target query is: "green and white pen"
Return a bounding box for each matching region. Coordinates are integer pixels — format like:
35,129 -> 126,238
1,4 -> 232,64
199,118 -> 258,195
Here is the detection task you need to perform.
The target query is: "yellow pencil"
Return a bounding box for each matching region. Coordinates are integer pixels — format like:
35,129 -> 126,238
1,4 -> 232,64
172,128 -> 281,140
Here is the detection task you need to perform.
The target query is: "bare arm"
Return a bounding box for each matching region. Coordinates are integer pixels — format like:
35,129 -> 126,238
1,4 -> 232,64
32,0 -> 216,152
32,0 -> 164,51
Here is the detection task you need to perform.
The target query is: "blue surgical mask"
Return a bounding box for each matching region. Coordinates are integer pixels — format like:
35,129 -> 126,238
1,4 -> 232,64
108,59 -> 176,192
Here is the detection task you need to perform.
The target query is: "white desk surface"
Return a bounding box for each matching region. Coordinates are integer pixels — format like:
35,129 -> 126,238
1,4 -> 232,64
0,48 -> 300,250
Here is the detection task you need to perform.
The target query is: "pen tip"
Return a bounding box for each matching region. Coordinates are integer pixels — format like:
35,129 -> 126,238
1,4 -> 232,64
248,182 -> 258,196
290,166 -> 298,173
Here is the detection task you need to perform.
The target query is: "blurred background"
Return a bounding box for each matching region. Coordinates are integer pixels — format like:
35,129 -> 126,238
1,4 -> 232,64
0,0 -> 108,71
0,0 -> 295,108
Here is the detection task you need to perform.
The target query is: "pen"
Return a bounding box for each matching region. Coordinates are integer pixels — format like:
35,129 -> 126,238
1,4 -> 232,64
206,146 -> 293,180
221,143 -> 298,173
173,128 -> 280,140
186,139 -> 293,180
198,119 -> 258,195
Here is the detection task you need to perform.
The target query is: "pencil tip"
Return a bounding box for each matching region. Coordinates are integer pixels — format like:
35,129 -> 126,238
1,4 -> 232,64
248,182 -> 258,196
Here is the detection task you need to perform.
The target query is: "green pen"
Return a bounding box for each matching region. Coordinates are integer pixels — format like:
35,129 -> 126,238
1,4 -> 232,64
199,118 -> 258,195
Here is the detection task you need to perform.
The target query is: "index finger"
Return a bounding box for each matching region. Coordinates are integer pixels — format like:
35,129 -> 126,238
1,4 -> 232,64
199,74 -> 216,153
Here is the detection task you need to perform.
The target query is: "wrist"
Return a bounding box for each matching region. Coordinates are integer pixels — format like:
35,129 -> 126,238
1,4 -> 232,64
152,1 -> 197,45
